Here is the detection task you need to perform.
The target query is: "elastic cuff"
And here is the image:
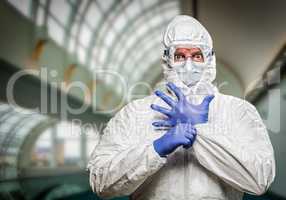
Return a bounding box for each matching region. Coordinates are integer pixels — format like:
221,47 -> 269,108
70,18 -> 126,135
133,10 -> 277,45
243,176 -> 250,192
147,143 -> 167,169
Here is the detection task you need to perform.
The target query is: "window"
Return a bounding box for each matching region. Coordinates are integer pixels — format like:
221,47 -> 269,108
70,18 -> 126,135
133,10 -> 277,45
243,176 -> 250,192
50,0 -> 70,26
7,0 -> 31,18
47,17 -> 65,46
85,2 -> 101,29
79,24 -> 92,47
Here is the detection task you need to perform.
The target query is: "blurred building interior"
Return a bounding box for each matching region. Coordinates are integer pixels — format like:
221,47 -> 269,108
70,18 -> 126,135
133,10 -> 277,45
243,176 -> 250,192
0,0 -> 286,199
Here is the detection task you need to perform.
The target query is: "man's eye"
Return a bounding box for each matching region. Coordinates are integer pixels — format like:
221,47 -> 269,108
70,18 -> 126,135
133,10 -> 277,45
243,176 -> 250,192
193,54 -> 203,61
175,55 -> 185,61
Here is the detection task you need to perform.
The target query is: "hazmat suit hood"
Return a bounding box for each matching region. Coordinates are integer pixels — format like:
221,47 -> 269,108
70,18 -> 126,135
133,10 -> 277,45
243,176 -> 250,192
161,15 -> 217,101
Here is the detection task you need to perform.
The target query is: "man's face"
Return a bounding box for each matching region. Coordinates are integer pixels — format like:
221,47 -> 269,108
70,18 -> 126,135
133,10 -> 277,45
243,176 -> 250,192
174,47 -> 204,63
171,47 -> 205,87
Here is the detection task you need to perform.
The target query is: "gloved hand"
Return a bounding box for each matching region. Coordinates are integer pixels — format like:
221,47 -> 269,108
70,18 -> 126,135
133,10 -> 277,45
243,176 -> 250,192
151,82 -> 214,127
153,123 -> 197,157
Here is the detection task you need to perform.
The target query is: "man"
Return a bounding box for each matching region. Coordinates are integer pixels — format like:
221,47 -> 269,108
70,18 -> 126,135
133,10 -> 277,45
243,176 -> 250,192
87,15 -> 275,200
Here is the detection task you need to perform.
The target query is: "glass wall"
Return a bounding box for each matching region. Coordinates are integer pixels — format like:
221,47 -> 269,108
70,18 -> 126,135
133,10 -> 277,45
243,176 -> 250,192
0,102 -> 99,180
32,120 -> 99,169
0,103 -> 48,180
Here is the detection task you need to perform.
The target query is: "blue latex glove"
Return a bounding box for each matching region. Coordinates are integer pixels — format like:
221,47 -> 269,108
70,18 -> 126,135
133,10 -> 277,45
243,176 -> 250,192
153,123 -> 197,157
151,82 -> 214,127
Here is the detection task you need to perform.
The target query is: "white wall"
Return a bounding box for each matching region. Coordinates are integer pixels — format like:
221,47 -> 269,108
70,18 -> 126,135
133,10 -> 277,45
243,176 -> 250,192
255,77 -> 286,197
199,0 -> 286,91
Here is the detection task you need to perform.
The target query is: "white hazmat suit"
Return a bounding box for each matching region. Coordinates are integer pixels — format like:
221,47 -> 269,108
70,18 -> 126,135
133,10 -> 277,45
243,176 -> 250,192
87,15 -> 275,200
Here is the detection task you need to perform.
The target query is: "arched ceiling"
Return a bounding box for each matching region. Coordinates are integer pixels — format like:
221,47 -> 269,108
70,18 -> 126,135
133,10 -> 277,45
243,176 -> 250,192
8,0 -> 285,98
7,0 -> 180,98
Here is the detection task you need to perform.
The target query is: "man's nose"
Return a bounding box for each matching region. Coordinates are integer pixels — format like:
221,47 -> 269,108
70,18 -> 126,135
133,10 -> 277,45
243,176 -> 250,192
184,58 -> 193,70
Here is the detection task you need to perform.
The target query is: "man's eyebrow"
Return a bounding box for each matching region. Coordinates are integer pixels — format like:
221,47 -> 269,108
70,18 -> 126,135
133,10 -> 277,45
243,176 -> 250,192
192,51 -> 203,55
174,51 -> 185,55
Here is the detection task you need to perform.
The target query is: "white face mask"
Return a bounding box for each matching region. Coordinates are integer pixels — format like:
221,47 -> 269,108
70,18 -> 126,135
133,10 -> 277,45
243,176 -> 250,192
171,56 -> 206,87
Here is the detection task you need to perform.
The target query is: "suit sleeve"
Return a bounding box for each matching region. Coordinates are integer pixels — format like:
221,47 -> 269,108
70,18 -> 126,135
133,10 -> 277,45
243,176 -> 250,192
192,99 -> 275,195
87,103 -> 167,199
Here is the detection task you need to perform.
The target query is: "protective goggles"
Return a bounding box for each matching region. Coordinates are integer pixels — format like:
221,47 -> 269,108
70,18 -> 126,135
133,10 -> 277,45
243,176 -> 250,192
164,44 -> 214,67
